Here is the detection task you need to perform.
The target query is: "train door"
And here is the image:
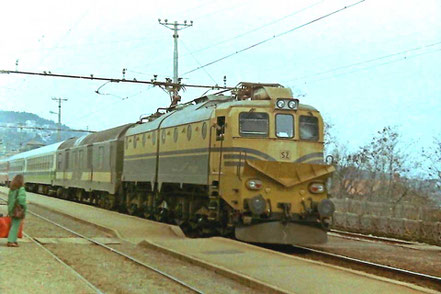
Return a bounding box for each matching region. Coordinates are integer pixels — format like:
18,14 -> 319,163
207,110 -> 228,221
210,110 -> 227,183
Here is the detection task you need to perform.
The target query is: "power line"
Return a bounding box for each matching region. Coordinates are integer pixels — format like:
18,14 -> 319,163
184,0 -> 325,58
76,86 -> 155,122
299,47 -> 441,84
183,0 -> 366,75
0,125 -> 94,133
0,70 -> 234,90
285,40 -> 441,82
128,1 -> 329,75
180,40 -> 217,84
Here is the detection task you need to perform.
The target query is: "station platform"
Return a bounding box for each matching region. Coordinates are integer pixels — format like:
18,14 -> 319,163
0,187 -> 435,294
0,204 -> 94,294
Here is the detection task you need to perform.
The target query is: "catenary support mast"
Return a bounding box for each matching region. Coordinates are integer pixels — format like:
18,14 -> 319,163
51,97 -> 68,141
158,19 -> 193,103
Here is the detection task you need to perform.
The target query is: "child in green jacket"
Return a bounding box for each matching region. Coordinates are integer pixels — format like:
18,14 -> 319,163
7,174 -> 27,247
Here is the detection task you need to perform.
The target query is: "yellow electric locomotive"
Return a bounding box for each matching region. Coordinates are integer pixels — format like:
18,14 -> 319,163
123,82 -> 335,244
1,82 -> 334,245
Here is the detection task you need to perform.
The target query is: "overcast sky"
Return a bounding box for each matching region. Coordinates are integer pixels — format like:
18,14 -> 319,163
0,0 -> 440,157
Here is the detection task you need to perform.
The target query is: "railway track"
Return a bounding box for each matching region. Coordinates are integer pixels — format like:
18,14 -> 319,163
292,244 -> 441,285
0,197 -> 205,294
329,229 -> 416,246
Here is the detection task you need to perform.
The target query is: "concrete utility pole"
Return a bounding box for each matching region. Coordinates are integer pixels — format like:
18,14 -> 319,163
51,97 -> 68,141
158,19 -> 193,101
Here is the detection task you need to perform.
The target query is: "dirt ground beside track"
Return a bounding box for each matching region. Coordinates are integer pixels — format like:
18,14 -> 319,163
311,235 -> 441,277
1,203 -> 262,294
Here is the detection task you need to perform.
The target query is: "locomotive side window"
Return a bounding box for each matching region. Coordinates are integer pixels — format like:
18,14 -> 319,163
276,114 -> 294,138
216,116 -> 225,141
187,125 -> 192,141
299,115 -> 319,141
239,112 -> 268,137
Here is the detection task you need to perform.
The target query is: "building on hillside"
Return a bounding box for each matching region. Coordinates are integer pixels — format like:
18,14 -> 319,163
20,138 -> 45,152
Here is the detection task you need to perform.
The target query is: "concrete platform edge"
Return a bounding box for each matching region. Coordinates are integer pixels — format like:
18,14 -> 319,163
213,237 -> 439,294
28,201 -> 122,239
6,190 -> 437,294
138,239 -> 291,294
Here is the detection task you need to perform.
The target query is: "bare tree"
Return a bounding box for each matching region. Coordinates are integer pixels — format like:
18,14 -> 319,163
423,136 -> 441,189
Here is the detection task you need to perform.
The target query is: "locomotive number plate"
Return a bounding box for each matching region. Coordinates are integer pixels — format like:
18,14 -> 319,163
280,151 -> 291,160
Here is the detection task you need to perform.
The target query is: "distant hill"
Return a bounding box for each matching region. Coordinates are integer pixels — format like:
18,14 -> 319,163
0,110 -> 84,156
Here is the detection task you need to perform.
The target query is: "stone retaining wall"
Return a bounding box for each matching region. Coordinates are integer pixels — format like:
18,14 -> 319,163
332,199 -> 441,246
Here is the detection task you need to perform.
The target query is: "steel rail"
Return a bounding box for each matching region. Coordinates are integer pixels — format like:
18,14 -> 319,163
23,231 -> 105,294
0,197 -> 204,294
0,198 -> 103,293
329,229 -> 415,245
292,244 -> 441,284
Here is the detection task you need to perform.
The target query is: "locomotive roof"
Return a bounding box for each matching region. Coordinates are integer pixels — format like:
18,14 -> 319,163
126,111 -> 175,136
214,99 -> 318,111
126,95 -> 319,136
7,141 -> 64,161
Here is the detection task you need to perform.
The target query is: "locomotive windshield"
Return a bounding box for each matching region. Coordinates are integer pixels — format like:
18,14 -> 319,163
239,112 -> 269,137
300,115 -> 319,141
276,114 -> 294,138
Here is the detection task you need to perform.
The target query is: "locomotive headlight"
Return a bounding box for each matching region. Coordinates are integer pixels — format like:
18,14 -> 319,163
246,179 -> 263,190
276,100 -> 285,109
309,182 -> 325,194
246,194 -> 266,215
288,100 -> 298,109
318,199 -> 335,217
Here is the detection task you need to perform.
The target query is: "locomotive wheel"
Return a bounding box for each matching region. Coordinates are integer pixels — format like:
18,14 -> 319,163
98,194 -> 115,210
142,207 -> 153,219
127,203 -> 139,215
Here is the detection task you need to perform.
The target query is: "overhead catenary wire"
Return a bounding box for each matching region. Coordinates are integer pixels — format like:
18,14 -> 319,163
301,47 -> 441,84
0,70 -> 234,90
285,40 -> 441,82
128,1 -> 324,75
0,125 -> 95,133
176,0 -> 325,58
76,85 -> 155,122
183,0 -> 366,76
180,40 -> 217,84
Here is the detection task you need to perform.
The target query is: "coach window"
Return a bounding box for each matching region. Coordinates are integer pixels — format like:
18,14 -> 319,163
276,114 -> 294,138
239,112 -> 269,137
98,146 -> 104,169
58,153 -> 62,169
73,151 -> 78,169
79,150 -> 84,169
65,152 -> 70,169
299,115 -> 319,141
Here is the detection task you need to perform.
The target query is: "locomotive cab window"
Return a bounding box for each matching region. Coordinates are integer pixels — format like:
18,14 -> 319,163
276,114 -> 294,138
239,112 -> 269,137
299,115 -> 319,141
